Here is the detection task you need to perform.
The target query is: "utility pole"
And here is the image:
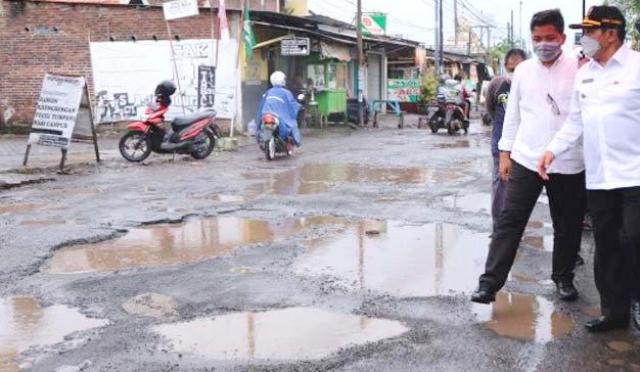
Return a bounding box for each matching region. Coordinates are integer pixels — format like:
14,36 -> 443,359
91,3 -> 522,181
519,1 -> 522,43
437,0 -> 444,76
454,0 -> 459,46
507,22 -> 511,46
582,0 -> 586,18
357,0 -> 364,126
467,28 -> 472,55
511,10 -> 514,46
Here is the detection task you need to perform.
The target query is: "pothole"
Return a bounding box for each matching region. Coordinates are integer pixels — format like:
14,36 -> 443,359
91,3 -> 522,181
42,216 -> 345,274
0,296 -> 108,370
294,221 -> 493,297
243,163 -> 465,196
472,292 -> 574,343
153,307 -> 408,360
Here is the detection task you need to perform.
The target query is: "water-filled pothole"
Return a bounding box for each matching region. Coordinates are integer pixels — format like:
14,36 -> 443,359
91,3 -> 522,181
295,221 -> 494,297
0,296 -> 108,370
244,163 -> 464,196
473,292 -> 574,343
153,307 -> 408,360
43,216 -> 343,274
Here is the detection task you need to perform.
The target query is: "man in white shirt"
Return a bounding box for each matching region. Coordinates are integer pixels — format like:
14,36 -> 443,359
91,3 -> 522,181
540,5 -> 640,333
471,9 -> 586,304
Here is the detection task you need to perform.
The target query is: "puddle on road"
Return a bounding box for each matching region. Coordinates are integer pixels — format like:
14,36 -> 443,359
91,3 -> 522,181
0,203 -> 40,215
0,296 -> 108,371
473,292 -> 574,343
295,221 -> 493,297
443,192 -> 491,214
244,163 -> 464,196
522,236 -> 553,252
42,216 -> 344,274
153,307 -> 408,360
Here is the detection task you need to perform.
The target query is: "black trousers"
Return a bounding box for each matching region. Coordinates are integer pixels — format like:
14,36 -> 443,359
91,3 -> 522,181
587,186 -> 640,320
479,161 -> 586,291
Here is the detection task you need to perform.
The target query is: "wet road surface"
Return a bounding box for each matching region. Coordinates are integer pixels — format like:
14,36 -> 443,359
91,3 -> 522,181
0,117 -> 639,371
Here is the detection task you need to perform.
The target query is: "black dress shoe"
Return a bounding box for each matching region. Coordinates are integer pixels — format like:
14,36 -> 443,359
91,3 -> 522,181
556,281 -> 579,301
585,316 -> 629,333
575,254 -> 585,266
632,301 -> 640,331
471,288 -> 496,304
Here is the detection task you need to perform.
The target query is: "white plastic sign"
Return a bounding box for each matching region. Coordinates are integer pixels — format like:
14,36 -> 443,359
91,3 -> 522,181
163,0 -> 199,21
28,74 -> 85,148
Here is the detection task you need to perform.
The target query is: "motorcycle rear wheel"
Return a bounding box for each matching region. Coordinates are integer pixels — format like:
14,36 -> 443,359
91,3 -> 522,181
190,130 -> 216,160
119,131 -> 151,162
265,137 -> 276,161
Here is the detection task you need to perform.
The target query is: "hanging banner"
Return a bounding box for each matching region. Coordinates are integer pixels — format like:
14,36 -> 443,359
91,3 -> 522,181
197,65 -> 216,109
28,74 -> 85,148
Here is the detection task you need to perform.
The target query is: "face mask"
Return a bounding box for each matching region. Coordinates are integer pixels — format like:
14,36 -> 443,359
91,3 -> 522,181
533,42 -> 562,62
581,35 -> 602,58
505,71 -> 514,79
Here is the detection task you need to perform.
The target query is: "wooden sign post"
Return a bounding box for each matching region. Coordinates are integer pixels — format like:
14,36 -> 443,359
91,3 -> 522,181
24,73 -> 100,173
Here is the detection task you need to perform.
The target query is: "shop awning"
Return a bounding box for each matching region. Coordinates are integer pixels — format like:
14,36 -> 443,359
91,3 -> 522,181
320,42 -> 352,62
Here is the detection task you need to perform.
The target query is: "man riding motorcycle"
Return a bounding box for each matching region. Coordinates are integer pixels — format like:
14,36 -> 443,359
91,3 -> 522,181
256,71 -> 302,152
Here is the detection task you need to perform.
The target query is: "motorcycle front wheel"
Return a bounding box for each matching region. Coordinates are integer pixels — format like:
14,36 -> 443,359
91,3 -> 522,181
119,131 -> 151,162
190,130 -> 216,160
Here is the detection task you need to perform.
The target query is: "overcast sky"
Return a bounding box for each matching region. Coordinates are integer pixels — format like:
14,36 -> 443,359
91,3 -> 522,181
309,0 -> 604,52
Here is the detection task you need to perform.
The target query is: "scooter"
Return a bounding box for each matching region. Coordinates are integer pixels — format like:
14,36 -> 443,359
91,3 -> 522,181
427,93 -> 447,133
257,94 -> 305,161
118,81 -> 220,163
258,112 -> 295,161
444,98 -> 469,135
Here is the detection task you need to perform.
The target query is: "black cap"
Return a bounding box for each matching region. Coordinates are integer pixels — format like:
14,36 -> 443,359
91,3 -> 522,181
569,5 -> 626,30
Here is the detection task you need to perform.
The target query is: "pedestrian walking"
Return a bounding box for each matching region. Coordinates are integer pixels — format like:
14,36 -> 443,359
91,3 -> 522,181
471,9 -> 586,304
486,48 -> 527,232
539,5 -> 640,332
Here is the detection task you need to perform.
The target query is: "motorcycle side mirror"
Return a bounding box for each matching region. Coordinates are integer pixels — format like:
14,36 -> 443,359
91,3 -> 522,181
297,93 -> 306,101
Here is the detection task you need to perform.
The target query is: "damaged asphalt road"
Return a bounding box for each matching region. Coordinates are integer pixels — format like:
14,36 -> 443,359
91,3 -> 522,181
1,120 -> 639,371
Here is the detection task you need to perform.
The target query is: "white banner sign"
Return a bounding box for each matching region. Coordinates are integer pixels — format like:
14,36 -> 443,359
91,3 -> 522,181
90,39 -> 239,123
163,0 -> 199,21
28,74 -> 85,148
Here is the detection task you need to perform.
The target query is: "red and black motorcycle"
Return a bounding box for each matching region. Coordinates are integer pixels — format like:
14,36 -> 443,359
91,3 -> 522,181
119,81 -> 219,162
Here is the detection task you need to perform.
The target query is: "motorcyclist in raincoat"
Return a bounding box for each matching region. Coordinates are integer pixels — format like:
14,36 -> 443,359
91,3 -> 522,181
256,71 -> 302,149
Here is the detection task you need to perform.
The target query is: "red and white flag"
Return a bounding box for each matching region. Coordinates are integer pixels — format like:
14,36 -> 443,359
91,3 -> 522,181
218,0 -> 230,43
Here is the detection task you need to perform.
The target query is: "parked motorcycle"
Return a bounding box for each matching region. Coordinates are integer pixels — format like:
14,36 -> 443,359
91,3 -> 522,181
119,81 -> 219,162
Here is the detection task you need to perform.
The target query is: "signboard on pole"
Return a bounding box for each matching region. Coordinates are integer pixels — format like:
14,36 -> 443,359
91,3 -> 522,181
163,0 -> 199,21
281,37 -> 310,56
25,73 -> 100,171
361,13 -> 387,36
28,74 -> 85,148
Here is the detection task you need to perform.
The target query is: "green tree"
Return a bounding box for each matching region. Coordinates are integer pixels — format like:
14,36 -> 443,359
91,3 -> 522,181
488,39 -> 526,73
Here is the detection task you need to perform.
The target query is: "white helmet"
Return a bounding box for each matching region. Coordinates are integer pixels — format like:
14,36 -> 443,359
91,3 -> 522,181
270,71 -> 286,87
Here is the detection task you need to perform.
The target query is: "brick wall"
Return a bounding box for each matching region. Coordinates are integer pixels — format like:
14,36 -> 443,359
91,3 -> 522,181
0,0 -> 277,127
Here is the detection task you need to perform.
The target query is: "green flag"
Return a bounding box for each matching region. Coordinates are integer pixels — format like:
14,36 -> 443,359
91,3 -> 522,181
243,3 -> 256,61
